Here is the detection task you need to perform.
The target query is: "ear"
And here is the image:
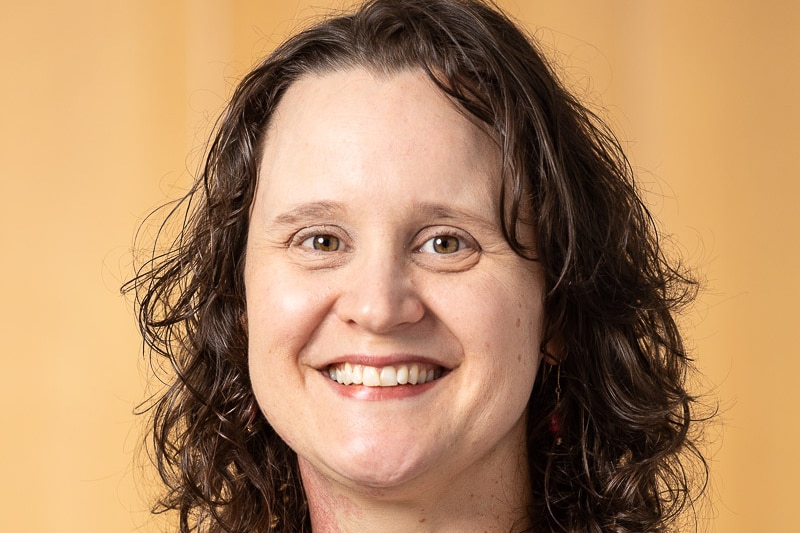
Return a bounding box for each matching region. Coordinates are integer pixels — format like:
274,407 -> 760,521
540,336 -> 564,366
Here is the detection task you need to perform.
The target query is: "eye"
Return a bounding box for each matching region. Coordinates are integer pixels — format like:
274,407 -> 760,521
300,234 -> 341,252
419,235 -> 465,254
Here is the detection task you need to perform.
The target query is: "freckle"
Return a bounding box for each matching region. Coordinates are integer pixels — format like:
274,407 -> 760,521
419,518 -> 426,523
517,353 -> 521,362
515,317 -> 520,328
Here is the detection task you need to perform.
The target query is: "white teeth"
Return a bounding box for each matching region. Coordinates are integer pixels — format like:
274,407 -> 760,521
396,365 -> 409,384
327,362 -> 443,387
379,366 -> 398,386
408,364 -> 419,385
362,366 -> 381,387
351,363 -> 363,385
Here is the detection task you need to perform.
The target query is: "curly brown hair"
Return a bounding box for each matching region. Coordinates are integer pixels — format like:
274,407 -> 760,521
125,0 -> 708,531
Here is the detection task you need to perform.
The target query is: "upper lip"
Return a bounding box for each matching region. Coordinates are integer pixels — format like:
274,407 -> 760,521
313,353 -> 455,371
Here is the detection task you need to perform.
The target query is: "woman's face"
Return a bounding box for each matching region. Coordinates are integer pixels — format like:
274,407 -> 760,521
245,68 -> 545,494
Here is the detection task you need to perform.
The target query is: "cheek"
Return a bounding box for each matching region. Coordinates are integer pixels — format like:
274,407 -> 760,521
246,265 -> 332,352
439,273 -> 544,386
451,274 -> 544,354
245,267 -> 328,440
484,280 -> 543,372
245,266 -> 333,420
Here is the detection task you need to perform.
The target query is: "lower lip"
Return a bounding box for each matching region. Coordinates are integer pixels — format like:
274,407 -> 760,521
321,371 -> 444,400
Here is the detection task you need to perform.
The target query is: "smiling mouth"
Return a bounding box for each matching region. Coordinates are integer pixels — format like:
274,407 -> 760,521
326,362 -> 444,387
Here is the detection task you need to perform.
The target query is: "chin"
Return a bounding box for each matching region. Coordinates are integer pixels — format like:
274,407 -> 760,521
311,437 -> 440,492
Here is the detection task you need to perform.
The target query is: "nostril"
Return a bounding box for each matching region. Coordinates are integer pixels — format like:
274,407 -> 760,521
334,276 -> 425,333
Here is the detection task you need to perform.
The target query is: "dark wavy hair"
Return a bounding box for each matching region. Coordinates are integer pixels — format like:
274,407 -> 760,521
124,0 -> 708,531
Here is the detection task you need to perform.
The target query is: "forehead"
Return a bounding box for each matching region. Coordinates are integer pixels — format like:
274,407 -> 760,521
272,67 -> 477,131
258,68 -> 501,207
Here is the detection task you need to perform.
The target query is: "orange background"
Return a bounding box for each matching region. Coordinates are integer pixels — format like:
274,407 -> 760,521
1,1 -> 797,531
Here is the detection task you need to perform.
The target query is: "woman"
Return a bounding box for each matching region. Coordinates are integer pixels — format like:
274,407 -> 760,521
127,0 -> 707,531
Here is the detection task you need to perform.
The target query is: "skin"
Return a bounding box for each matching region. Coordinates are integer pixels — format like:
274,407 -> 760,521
245,68 -> 545,532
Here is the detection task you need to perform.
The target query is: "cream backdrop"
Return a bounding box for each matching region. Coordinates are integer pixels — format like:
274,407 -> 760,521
1,1 -> 797,531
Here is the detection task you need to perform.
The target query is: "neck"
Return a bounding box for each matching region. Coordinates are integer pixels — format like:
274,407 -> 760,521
299,442 -> 532,533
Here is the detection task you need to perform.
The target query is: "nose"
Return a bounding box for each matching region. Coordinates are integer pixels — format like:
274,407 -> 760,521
334,249 -> 425,334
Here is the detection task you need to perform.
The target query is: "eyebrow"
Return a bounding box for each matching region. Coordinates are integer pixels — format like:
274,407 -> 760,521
269,201 -> 346,227
267,200 -> 499,233
411,201 -> 499,233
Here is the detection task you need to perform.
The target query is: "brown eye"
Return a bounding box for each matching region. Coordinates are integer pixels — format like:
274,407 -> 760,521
420,235 -> 462,254
301,234 -> 341,252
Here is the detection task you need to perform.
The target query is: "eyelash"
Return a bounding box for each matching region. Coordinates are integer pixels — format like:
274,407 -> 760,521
291,227 -> 477,256
300,233 -> 342,252
417,233 -> 471,255
292,227 -> 347,252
